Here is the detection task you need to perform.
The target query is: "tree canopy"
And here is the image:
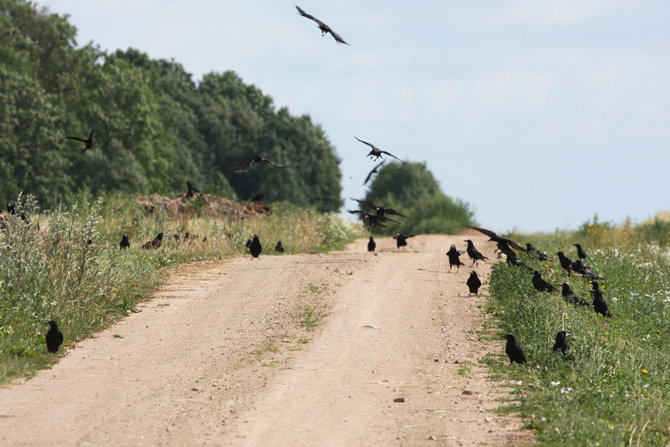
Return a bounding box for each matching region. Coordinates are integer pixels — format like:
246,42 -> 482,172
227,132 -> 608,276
360,161 -> 476,235
0,0 -> 342,211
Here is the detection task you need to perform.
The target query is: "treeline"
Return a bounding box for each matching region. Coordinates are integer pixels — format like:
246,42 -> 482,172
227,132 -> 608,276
0,0 -> 342,211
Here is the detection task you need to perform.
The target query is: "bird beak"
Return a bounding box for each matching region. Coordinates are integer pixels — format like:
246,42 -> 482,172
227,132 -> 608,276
565,333 -> 572,337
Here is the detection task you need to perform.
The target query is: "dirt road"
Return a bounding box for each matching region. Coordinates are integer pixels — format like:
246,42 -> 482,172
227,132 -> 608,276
0,235 -> 530,446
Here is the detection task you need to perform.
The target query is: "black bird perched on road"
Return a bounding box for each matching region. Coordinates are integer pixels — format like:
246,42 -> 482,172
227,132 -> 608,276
532,270 -> 557,293
393,233 -> 415,249
351,198 -> 407,218
573,243 -> 587,260
466,270 -> 482,294
348,210 -> 398,227
248,234 -> 262,258
446,244 -> 465,272
572,259 -> 602,280
556,251 -> 573,276
526,243 -> 548,261
275,240 -> 284,253
119,233 -> 130,250
354,136 -> 403,162
363,160 -> 386,185
367,235 -> 376,252
590,281 -> 611,317
296,5 -> 349,45
67,127 -> 96,153
503,334 -> 527,364
141,232 -> 163,250
464,239 -> 488,266
186,181 -> 200,198
560,283 -> 590,307
234,155 -> 288,173
553,331 -> 570,354
45,320 -> 63,353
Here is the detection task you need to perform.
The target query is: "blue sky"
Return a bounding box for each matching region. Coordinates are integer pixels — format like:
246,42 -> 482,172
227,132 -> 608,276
40,1 -> 670,232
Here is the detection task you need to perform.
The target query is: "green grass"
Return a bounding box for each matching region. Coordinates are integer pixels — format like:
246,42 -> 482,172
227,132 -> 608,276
0,194 -> 358,385
484,234 -> 670,445
294,282 -> 330,331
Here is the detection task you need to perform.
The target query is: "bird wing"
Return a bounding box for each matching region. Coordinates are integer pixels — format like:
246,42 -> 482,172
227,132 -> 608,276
234,157 -> 255,173
329,28 -> 349,45
469,226 -> 498,239
502,238 -> 526,252
260,158 -> 288,169
88,127 -> 95,139
384,208 -> 408,218
379,150 -> 402,161
296,5 -> 326,27
67,136 -> 87,143
363,160 -> 386,185
350,198 -> 378,211
347,209 -> 366,215
354,136 -> 377,150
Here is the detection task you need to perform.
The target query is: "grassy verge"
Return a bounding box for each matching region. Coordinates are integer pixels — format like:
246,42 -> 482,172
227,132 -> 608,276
483,231 -> 670,445
0,194 -> 358,385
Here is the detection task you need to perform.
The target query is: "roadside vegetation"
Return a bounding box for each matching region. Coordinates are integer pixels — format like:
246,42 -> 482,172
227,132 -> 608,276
484,215 -> 670,445
0,194 -> 357,385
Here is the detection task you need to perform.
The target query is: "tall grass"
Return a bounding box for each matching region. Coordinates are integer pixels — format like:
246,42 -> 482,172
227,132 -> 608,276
0,194 -> 358,384
484,229 -> 670,445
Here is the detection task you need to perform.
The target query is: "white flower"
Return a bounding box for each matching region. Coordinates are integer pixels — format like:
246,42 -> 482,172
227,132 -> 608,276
551,381 -> 561,386
516,380 -> 523,386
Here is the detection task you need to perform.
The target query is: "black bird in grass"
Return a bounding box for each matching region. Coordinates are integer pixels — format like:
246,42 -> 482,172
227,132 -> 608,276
348,210 -> 398,227
446,244 -> 465,272
248,234 -> 262,258
590,281 -> 611,317
556,251 -> 573,276
560,283 -> 590,307
526,243 -> 548,261
571,259 -> 603,280
505,250 -> 532,270
464,239 -> 488,266
141,232 -> 163,250
351,198 -> 407,218
186,181 -> 200,198
354,136 -> 403,162
363,160 -> 386,185
393,233 -> 415,249
367,235 -> 376,252
6,201 -> 28,223
466,270 -> 482,294
553,330 -> 570,354
296,5 -> 349,45
234,155 -> 288,173
469,227 -> 526,253
532,270 -> 557,293
503,334 -> 527,364
44,320 -> 63,353
573,243 -> 587,260
275,240 -> 284,253
67,127 -> 96,153
119,233 -> 130,250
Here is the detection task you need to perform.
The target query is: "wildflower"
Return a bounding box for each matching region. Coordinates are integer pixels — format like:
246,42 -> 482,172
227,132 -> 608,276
551,381 -> 560,386
608,424 -> 615,430
516,380 -> 523,386
611,297 -> 617,302
641,369 -> 648,374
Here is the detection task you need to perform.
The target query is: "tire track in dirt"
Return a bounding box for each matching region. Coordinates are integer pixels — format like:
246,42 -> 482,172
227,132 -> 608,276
0,235 -> 531,446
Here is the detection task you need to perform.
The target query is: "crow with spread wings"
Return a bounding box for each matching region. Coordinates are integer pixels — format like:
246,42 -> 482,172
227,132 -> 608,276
234,155 -> 288,174
354,136 -> 403,162
350,198 -> 407,219
296,5 -> 349,45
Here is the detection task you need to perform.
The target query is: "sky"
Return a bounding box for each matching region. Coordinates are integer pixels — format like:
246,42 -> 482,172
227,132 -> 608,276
39,0 -> 670,233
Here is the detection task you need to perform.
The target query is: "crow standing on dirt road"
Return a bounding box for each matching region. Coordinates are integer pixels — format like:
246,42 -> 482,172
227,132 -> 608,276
393,233 -> 414,249
141,233 -> 163,250
367,235 -> 376,252
296,5 -> 349,45
446,245 -> 465,272
274,240 -> 284,253
464,239 -> 487,266
44,320 -> 63,353
532,270 -> 557,293
503,334 -> 527,364
248,234 -> 262,258
466,270 -> 482,294
119,233 -> 130,250
553,331 -> 570,353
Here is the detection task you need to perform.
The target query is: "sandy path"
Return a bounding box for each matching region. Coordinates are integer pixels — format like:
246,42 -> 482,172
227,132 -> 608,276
0,234 -> 530,446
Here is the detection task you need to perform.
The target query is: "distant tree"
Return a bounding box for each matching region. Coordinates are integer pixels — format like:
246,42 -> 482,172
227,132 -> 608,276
361,162 -> 475,235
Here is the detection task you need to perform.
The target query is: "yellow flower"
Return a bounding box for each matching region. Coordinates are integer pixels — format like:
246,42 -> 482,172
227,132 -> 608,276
608,424 -> 615,430
641,369 -> 648,374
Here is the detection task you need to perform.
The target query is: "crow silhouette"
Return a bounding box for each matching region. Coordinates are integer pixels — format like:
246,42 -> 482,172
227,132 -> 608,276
506,250 -> 531,270
348,210 -> 398,227
571,259 -> 602,279
367,235 -> 376,252
553,330 -> 570,353
556,251 -> 573,276
526,243 -> 548,261
248,234 -> 262,258
393,233 -> 415,249
44,320 -> 63,353
446,244 -> 465,272
141,232 -> 163,250
469,227 -> 525,254
351,198 -> 407,218
532,270 -> 557,293
464,239 -> 488,266
354,136 -> 403,161
591,281 -> 611,317
6,201 -> 28,223
466,270 -> 482,294
67,127 -> 96,153
296,5 -> 349,45
503,334 -> 526,364
119,233 -> 130,250
560,283 -> 590,307
275,240 -> 284,253
234,155 -> 288,173
573,243 -> 587,260
186,181 -> 200,198
363,160 -> 386,185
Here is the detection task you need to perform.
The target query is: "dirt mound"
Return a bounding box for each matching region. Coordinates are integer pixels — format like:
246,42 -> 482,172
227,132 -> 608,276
135,192 -> 270,218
